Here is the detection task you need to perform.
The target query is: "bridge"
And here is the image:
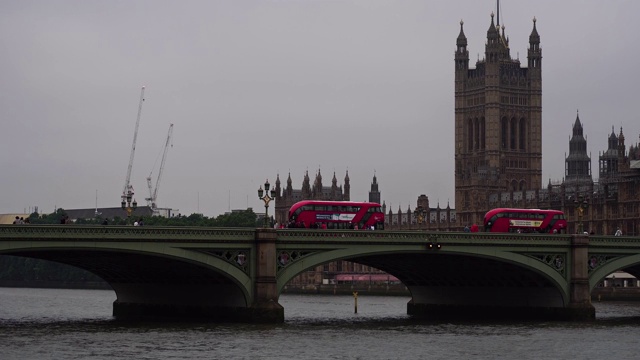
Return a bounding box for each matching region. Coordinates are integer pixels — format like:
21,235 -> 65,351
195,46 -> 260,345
1,225 -> 639,322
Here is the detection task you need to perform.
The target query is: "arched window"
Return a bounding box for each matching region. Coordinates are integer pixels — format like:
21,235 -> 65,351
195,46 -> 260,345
519,180 -> 526,191
519,118 -> 526,150
474,118 -> 480,150
511,180 -> 518,191
501,117 -> 508,149
467,118 -> 473,152
510,118 -> 517,149
480,117 -> 486,149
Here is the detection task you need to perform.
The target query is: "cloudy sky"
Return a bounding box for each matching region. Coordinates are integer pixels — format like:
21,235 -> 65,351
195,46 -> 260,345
1,0 -> 639,217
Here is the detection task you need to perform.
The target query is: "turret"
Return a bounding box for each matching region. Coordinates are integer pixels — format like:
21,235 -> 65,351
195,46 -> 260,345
369,173 -> 381,204
608,126 -> 618,150
528,17 -> 542,71
455,20 -> 469,71
313,169 -> 323,199
565,110 -> 592,182
485,13 -> 503,63
275,174 -> 281,199
331,172 -> 338,199
344,170 -> 350,201
301,171 -> 311,198
618,127 -> 626,166
286,172 -> 293,196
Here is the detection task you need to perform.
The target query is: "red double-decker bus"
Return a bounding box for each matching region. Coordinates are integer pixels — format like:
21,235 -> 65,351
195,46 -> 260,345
288,201 -> 384,230
483,208 -> 567,233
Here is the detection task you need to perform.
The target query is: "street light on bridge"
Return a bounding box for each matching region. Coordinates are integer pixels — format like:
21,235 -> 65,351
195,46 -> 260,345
415,206 -> 427,228
121,190 -> 137,222
574,194 -> 589,234
258,179 -> 276,228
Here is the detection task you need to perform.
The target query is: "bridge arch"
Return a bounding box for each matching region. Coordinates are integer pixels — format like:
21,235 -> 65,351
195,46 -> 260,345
277,245 -> 569,307
0,243 -> 253,312
589,253 -> 640,290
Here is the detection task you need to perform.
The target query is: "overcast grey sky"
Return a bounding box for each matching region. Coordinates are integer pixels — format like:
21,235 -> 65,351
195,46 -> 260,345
1,0 -> 639,217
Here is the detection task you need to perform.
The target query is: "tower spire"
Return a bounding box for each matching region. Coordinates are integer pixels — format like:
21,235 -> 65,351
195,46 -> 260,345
496,0 -> 500,27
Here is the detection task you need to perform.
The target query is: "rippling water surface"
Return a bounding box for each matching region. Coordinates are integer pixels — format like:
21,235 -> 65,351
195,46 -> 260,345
2,288 -> 640,359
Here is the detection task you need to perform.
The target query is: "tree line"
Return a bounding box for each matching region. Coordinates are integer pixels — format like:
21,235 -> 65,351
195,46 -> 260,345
28,208 -> 261,227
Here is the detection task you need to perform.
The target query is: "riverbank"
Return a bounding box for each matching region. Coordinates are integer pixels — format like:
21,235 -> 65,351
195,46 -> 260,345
591,287 -> 640,301
0,280 -> 112,290
2,281 -> 640,301
282,284 -> 410,296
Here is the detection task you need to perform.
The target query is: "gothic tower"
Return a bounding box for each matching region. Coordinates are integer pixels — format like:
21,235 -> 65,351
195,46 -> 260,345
344,171 -> 350,201
565,111 -> 592,184
599,127 -> 620,180
368,173 -> 381,204
454,9 -> 542,226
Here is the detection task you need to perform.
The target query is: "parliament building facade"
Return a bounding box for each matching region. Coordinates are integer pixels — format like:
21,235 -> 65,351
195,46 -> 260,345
275,8 -> 640,288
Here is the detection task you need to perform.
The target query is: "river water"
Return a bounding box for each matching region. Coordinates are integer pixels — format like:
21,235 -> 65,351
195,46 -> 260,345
1,288 -> 640,359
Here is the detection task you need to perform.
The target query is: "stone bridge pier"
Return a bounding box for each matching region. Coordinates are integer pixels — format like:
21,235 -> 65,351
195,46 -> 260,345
112,228 -> 283,323
567,234 -> 595,320
248,228 -> 284,322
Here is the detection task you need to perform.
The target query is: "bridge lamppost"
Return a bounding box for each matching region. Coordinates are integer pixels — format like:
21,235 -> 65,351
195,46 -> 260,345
121,190 -> 137,223
415,206 -> 427,229
258,179 -> 276,228
574,194 -> 589,234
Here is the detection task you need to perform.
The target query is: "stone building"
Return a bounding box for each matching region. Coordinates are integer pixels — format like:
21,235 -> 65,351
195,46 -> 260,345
278,6 -> 640,289
384,195 -> 457,231
468,119 -> 640,236
453,12 -> 542,228
557,127 -> 640,236
273,170 -> 350,225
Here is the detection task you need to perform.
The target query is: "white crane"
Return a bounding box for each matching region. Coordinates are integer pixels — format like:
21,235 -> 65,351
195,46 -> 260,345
121,86 -> 145,208
146,123 -> 174,210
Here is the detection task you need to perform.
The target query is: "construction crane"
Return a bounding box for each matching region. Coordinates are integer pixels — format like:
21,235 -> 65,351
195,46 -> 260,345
121,86 -> 145,211
146,123 -> 174,210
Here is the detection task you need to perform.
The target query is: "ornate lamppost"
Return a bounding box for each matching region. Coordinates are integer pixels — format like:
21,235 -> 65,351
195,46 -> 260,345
258,179 -> 276,228
574,194 -> 589,234
121,189 -> 138,223
415,206 -> 427,228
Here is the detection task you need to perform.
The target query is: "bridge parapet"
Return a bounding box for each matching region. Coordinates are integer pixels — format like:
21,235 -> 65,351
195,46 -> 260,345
276,229 -> 572,246
0,225 -> 255,242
